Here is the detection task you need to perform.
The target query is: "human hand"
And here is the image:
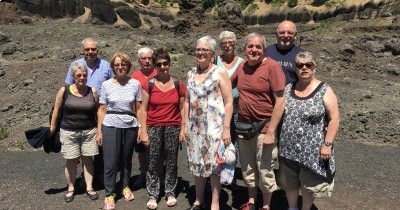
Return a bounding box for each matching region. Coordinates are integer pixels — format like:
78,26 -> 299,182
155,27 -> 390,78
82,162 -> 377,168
96,133 -> 102,146
262,132 -> 275,145
179,124 -> 188,143
221,127 -> 231,146
320,145 -> 332,160
140,131 -> 150,146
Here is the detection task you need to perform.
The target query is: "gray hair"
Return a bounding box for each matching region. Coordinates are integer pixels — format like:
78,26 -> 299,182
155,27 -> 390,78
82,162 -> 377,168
70,62 -> 88,77
81,38 -> 98,47
137,47 -> 153,58
245,32 -> 266,49
219,31 -> 237,42
196,35 -> 217,52
295,51 -> 316,66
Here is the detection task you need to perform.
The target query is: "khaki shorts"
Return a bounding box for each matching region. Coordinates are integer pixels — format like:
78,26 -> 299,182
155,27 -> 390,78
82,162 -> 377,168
238,133 -> 278,193
60,128 -> 99,159
279,158 -> 334,197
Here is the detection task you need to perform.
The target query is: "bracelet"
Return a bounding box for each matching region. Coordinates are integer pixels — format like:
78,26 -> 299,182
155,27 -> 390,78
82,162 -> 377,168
223,125 -> 230,129
324,141 -> 333,146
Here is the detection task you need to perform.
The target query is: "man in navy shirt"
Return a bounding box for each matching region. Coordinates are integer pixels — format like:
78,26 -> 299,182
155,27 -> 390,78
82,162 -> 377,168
65,38 -> 114,93
265,20 -> 304,84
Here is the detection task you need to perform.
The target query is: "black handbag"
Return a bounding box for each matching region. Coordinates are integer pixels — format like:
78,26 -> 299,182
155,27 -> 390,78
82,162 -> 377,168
235,118 -> 270,139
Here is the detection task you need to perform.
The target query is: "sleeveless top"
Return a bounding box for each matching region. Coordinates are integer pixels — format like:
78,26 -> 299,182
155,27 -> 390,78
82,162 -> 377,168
186,66 -> 226,177
61,85 -> 97,130
216,56 -> 243,100
279,82 -> 335,179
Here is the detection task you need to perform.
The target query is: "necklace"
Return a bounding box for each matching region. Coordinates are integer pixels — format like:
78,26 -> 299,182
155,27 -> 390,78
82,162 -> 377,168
197,64 -> 212,74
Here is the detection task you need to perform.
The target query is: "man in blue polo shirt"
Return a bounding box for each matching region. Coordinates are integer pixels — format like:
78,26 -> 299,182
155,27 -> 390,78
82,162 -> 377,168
65,37 -> 114,93
65,37 -> 114,188
265,20 -> 304,84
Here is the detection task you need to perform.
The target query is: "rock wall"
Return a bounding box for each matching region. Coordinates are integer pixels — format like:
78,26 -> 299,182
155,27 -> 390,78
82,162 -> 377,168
14,0 -> 85,17
243,0 -> 399,24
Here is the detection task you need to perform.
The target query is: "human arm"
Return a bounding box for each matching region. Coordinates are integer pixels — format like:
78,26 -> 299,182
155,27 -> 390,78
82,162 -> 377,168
49,86 -> 66,135
263,90 -> 284,145
178,81 -> 187,143
139,89 -> 149,146
263,89 -> 285,145
96,104 -> 106,146
218,68 -> 234,145
321,86 -> 340,160
135,100 -> 146,145
180,72 -> 191,143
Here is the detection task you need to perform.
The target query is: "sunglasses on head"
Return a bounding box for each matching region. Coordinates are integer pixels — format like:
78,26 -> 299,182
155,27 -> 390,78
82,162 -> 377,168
155,61 -> 169,68
296,62 -> 314,69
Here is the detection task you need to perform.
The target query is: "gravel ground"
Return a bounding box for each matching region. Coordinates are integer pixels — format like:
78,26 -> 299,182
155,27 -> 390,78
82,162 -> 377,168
0,141 -> 398,210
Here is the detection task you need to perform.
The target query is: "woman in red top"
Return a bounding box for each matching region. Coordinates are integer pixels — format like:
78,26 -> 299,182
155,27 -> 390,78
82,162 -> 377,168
141,48 -> 186,209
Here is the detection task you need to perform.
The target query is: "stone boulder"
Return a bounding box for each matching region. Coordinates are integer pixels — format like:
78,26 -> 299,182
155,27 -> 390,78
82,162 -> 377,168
384,38 -> 400,56
14,0 -> 85,17
89,0 -> 117,24
115,6 -> 142,28
217,0 -> 247,35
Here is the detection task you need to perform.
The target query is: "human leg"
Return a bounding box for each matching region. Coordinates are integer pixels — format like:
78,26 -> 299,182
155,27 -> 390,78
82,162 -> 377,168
101,125 -> 121,196
301,187 -> 314,210
238,136 -> 258,205
163,126 -> 180,198
121,127 -> 137,200
65,158 -> 79,192
146,126 -> 163,199
194,175 -> 207,205
210,174 -> 221,210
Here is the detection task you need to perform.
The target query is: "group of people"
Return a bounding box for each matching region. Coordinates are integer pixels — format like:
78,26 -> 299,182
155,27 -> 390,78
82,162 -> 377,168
49,20 -> 339,210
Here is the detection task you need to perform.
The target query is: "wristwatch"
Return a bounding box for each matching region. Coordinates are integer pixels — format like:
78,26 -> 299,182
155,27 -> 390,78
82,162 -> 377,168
324,141 -> 333,146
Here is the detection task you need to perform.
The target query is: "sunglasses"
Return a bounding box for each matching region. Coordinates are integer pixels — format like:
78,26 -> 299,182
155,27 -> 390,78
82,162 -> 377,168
84,48 -> 97,52
296,62 -> 314,69
75,74 -> 88,78
155,61 -> 170,68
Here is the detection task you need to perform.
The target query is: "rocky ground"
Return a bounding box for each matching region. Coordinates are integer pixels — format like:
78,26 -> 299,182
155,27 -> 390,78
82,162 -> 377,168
0,1 -> 399,210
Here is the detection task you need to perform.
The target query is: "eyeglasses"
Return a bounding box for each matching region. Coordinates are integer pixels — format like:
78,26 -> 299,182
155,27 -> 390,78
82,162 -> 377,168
220,41 -> 235,46
195,48 -> 211,53
277,31 -> 296,36
75,74 -> 88,78
114,63 -> 127,67
296,62 -> 314,69
155,61 -> 170,68
246,44 -> 263,49
139,57 -> 152,61
84,48 -> 97,52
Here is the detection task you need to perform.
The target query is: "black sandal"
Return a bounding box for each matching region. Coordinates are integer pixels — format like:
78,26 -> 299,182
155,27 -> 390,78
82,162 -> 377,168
64,191 -> 75,203
86,190 -> 99,200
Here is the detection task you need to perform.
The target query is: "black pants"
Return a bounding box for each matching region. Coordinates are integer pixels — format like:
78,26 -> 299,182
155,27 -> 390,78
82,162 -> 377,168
102,125 -> 138,196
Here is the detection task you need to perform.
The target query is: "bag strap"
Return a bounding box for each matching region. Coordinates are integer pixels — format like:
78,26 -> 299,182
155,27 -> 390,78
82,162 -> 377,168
148,76 -> 180,95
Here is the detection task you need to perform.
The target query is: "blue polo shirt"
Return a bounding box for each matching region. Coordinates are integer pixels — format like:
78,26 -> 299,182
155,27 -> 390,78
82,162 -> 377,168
265,44 -> 304,84
65,58 -> 114,94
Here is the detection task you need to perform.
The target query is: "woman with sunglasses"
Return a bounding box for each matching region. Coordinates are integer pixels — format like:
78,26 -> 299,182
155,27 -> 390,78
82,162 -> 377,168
265,51 -> 340,210
140,48 -> 186,209
50,62 -> 99,203
215,31 -> 244,187
182,35 -> 233,210
97,52 -> 143,210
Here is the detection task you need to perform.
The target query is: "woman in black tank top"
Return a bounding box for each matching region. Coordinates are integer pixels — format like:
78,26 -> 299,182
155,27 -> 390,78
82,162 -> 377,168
50,62 -> 100,203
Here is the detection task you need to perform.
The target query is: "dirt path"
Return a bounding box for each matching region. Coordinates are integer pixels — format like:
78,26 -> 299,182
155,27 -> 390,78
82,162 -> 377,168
0,141 -> 398,210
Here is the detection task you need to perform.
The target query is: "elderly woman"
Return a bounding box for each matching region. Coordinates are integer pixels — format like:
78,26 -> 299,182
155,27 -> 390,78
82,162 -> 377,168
265,51 -> 340,210
141,48 -> 186,209
97,52 -> 144,210
182,35 -> 233,210
50,62 -> 99,203
215,31 -> 244,186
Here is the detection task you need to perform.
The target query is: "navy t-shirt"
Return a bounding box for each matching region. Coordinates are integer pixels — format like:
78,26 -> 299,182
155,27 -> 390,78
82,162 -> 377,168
265,44 -> 304,84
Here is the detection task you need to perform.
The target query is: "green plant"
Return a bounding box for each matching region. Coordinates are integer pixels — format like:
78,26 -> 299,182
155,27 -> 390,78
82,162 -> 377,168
202,0 -> 216,10
288,0 -> 298,7
247,3 -> 259,13
0,127 -> 8,140
312,0 -> 329,6
10,140 -> 27,150
347,123 -> 358,132
325,0 -> 345,7
241,0 -> 254,8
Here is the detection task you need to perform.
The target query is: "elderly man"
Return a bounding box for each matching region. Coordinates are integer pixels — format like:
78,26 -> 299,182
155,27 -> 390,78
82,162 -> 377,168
231,33 -> 285,210
65,38 -> 114,93
265,20 -> 304,84
64,37 -> 114,188
130,47 -> 157,189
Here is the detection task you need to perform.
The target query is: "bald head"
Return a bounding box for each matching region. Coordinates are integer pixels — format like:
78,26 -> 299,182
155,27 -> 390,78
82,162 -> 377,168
276,20 -> 297,50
